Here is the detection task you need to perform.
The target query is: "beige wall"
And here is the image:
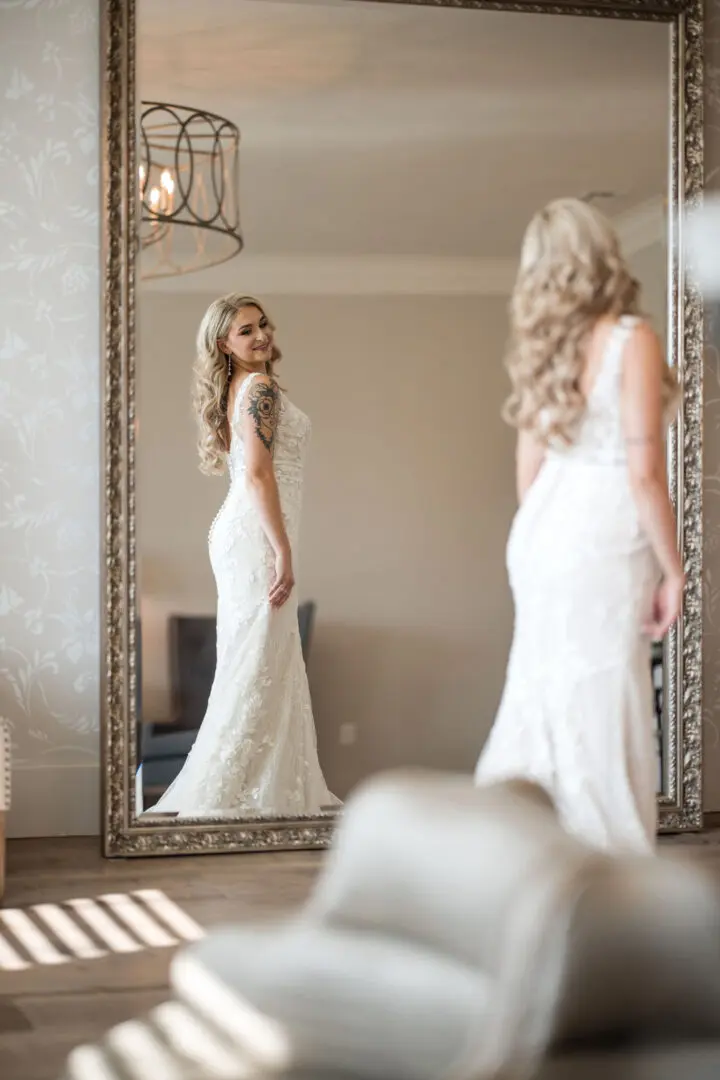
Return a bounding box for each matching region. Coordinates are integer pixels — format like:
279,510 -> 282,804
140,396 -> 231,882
138,292 -> 517,797
630,242 -> 668,342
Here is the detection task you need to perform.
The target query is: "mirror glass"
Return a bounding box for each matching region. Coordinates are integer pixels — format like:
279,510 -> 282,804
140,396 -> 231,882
134,0 -> 670,822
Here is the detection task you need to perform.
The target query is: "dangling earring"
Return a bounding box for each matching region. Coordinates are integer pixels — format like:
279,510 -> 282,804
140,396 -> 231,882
226,353 -> 233,380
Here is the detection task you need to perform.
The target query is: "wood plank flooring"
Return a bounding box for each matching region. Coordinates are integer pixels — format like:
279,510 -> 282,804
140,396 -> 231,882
0,838 -> 323,1080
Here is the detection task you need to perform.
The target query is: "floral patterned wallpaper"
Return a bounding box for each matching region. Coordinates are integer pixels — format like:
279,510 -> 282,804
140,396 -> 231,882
2,0 -> 720,835
0,0 -> 100,834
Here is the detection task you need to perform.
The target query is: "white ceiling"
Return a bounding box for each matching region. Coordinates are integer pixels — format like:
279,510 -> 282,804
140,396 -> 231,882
137,0 -> 669,271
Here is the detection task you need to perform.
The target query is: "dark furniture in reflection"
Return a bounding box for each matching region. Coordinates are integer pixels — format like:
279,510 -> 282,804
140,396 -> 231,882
651,639 -> 664,791
139,602 -> 317,805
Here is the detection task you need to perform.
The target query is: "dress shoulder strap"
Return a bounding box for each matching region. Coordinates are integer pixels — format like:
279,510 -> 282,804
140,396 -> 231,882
595,315 -> 642,394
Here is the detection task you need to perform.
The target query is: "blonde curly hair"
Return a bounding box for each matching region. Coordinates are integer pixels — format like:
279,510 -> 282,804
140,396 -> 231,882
193,293 -> 282,475
504,197 -> 678,446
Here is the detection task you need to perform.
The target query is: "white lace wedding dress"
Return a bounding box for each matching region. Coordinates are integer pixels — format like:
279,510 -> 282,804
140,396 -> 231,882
150,373 -> 340,819
475,317 -> 662,854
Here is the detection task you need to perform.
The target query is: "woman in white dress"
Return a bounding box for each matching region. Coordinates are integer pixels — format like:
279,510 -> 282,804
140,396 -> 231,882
150,294 -> 340,819
475,199 -> 682,854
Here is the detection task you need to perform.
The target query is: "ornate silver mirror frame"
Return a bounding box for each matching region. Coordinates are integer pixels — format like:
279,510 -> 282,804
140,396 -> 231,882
101,0 -> 704,857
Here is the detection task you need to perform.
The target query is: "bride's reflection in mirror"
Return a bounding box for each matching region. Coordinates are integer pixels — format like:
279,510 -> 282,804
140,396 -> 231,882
141,295 -> 340,819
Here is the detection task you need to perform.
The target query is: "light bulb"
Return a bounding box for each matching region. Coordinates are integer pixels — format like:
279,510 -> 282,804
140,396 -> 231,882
160,169 -> 174,195
149,186 -> 160,209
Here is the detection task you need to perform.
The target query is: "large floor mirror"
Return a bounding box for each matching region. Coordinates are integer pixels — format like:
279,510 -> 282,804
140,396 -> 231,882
101,0 -> 703,856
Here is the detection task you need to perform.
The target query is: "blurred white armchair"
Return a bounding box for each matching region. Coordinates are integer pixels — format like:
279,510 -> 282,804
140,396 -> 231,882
170,772 -> 720,1080
61,772 -> 720,1080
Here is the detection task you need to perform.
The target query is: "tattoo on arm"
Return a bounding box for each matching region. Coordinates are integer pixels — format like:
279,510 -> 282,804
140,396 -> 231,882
247,380 -> 280,451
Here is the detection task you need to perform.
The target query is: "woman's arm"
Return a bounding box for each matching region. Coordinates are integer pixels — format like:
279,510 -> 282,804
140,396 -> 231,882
240,375 -> 289,556
239,375 -> 295,608
516,429 -> 546,504
621,322 -> 683,585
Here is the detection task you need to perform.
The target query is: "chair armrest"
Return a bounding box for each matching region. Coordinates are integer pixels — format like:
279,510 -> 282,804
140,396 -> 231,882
308,771 -> 603,978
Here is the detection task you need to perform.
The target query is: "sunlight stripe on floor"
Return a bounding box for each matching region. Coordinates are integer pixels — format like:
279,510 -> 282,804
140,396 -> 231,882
106,1020 -> 186,1080
99,893 -> 177,949
0,908 -> 67,965
153,1001 -> 251,1078
65,1044 -> 119,1080
133,888 -> 205,941
0,931 -> 30,971
32,903 -> 106,960
66,897 -> 143,954
0,891 -> 202,971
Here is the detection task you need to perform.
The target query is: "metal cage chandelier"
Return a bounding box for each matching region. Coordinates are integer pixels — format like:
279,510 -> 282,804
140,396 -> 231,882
138,101 -> 244,280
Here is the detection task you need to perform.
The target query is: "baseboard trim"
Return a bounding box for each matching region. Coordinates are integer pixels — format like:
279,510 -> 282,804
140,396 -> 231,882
7,761 -> 100,838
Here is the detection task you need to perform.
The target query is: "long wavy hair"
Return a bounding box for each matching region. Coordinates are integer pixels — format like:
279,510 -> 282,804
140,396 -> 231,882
193,293 -> 282,475
503,197 -> 678,445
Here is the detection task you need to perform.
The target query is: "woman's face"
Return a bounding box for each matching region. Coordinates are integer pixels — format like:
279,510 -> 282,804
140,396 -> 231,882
222,305 -> 274,368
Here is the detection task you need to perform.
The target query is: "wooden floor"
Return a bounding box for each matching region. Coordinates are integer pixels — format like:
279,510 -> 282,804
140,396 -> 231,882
3,832 -> 720,1080
0,838 -> 323,1080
